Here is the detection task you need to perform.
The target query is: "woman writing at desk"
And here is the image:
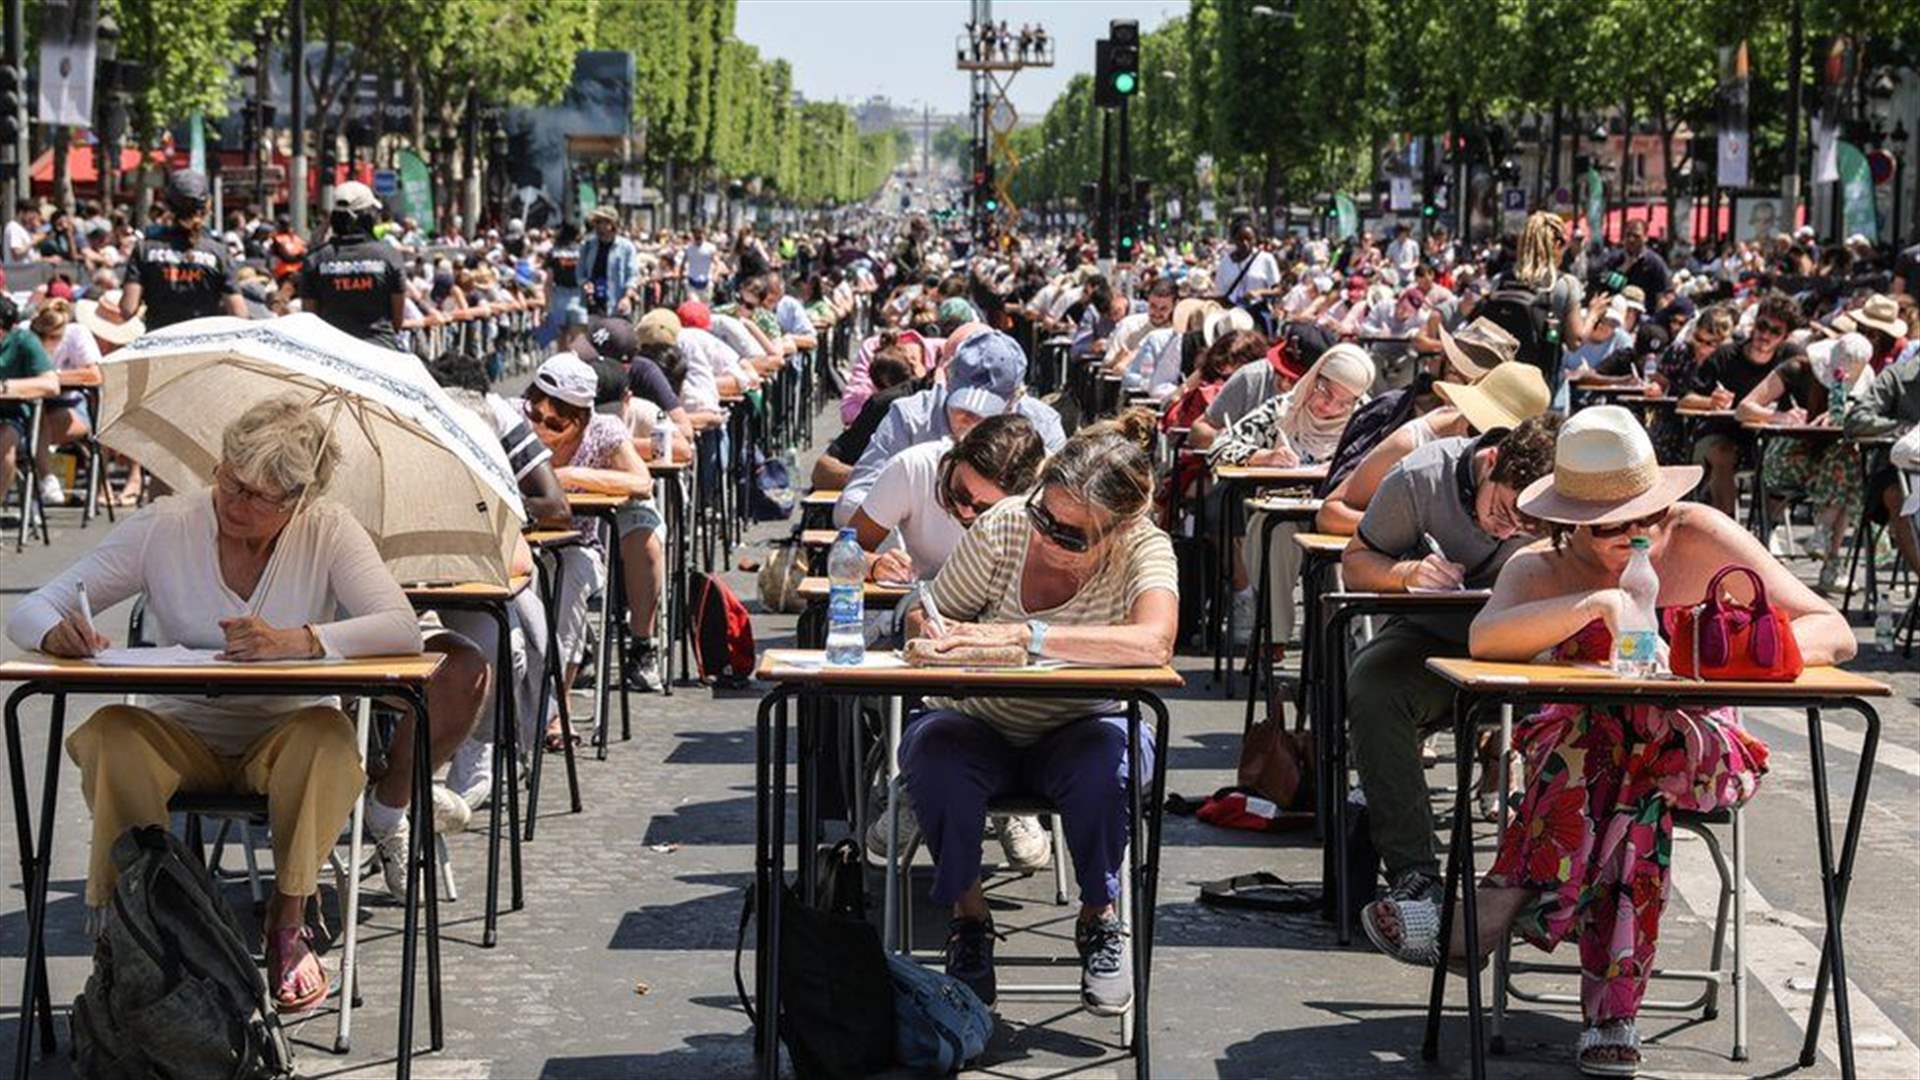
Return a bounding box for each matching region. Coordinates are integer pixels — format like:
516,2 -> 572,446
900,418 -> 1178,1018
1378,406 -> 1853,1076
4,396 -> 423,1014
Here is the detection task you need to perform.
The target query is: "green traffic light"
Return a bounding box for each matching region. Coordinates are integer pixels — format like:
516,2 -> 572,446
1114,72 -> 1136,95
1422,204 -> 1436,217
1120,235 -> 1134,248
985,199 -> 999,211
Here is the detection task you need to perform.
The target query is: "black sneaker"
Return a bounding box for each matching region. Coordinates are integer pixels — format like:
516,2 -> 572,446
944,916 -> 997,1006
1074,914 -> 1132,1015
622,640 -> 663,693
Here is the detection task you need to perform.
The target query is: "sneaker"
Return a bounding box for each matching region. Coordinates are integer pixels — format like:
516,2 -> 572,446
432,784 -> 474,833
38,473 -> 66,508
1074,914 -> 1133,1015
1230,589 -> 1257,648
945,916 -> 997,1006
994,814 -> 1052,872
622,639 -> 664,693
368,788 -> 471,901
1815,559 -> 1844,596
864,796 -> 920,862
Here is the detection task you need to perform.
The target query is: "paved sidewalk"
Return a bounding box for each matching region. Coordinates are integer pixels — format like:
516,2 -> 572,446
2,408 -> 1916,1078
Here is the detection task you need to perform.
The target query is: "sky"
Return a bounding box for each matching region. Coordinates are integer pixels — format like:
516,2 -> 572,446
734,0 -> 1190,120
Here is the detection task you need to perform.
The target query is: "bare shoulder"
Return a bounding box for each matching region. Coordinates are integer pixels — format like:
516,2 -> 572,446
1489,539 -> 1564,600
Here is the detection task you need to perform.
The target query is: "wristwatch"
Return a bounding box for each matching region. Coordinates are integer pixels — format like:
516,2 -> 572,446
1025,619 -> 1050,660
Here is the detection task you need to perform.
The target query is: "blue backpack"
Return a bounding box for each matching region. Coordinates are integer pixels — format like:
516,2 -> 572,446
886,954 -> 992,1074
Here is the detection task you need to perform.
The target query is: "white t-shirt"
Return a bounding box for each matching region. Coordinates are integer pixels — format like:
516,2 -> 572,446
710,313 -> 766,359
684,241 -> 716,282
857,438 -> 965,579
50,322 -> 103,371
1214,249 -> 1280,302
675,327 -> 733,411
4,220 -> 36,261
1387,236 -> 1420,276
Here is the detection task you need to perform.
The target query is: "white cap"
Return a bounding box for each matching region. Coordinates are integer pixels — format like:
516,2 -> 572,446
533,352 -> 598,408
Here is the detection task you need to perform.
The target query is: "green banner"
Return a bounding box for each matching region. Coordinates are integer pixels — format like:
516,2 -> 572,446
577,182 -> 598,217
1837,141 -> 1876,244
1585,169 -> 1605,242
395,150 -> 435,238
1333,193 -> 1358,241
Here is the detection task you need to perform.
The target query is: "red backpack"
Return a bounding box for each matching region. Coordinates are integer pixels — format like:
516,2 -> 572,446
690,572 -> 755,685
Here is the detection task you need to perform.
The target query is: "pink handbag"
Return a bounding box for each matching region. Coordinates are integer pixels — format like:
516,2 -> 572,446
1666,565 -> 1804,681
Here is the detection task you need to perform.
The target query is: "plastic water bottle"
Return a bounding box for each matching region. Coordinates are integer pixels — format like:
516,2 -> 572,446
1613,536 -> 1662,677
1873,602 -> 1894,654
826,528 -> 866,665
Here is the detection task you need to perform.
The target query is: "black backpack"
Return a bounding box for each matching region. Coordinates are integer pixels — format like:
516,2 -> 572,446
72,826 -> 295,1080
735,842 -> 894,1080
1315,385 -> 1423,498
1479,278 -> 1561,386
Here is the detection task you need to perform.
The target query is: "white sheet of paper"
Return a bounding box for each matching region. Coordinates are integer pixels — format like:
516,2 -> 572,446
88,646 -> 345,668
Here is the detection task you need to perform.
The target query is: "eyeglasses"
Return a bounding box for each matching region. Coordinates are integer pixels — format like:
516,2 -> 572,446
215,466 -> 301,513
935,458 -> 1000,524
528,402 -> 579,435
1024,489 -> 1098,554
1753,320 -> 1789,338
1588,507 -> 1670,538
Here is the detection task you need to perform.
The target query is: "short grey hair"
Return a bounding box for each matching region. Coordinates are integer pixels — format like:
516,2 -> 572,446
221,395 -> 340,500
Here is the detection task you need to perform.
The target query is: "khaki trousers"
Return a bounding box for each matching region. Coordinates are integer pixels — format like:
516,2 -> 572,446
66,704 -> 364,907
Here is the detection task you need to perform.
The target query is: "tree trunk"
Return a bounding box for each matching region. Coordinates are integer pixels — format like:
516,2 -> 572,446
51,126 -> 73,214
1615,97 -> 1634,242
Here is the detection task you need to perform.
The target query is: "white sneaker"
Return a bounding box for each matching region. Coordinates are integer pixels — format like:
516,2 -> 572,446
1231,589 -> 1257,648
38,473 -> 65,508
864,796 -> 920,862
368,788 -> 469,901
996,814 -> 1052,872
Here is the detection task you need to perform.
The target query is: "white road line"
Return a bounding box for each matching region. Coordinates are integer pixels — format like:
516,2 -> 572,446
1741,709 -> 1920,780
1667,822 -> 1920,1075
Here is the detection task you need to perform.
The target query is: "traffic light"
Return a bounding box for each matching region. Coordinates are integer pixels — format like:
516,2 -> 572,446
0,67 -> 24,145
1093,39 -> 1119,108
1108,20 -> 1139,98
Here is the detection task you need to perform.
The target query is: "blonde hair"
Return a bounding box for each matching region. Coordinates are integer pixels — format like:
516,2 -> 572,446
221,395 -> 341,500
1513,212 -> 1568,289
30,298 -> 72,340
1039,409 -> 1157,522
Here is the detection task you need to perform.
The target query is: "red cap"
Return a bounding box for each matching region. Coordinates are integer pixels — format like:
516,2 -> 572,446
674,300 -> 711,330
1265,339 -> 1308,382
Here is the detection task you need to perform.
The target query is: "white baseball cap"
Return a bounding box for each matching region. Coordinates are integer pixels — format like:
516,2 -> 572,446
533,352 -> 598,408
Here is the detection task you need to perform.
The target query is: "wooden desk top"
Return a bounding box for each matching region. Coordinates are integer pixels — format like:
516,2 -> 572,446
524,528 -> 581,548
58,368 -> 103,388
1742,421 -> 1846,438
0,654 -> 446,687
797,576 -> 913,602
1216,464 -> 1330,484
756,649 -> 1185,690
565,492 -> 627,512
1246,495 -> 1324,516
1323,589 -> 1493,607
405,575 -> 532,601
800,529 -> 838,547
719,393 -> 746,405
645,457 -> 691,474
1293,531 -> 1350,555
803,490 -> 842,507
1425,658 -> 1891,699
1675,407 -> 1736,419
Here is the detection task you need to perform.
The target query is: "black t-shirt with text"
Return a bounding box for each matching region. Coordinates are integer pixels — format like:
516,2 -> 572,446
126,228 -> 239,329
299,233 -> 406,345
549,245 -> 581,289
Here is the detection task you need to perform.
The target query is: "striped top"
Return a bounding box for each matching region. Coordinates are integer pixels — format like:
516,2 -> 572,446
926,498 -> 1179,745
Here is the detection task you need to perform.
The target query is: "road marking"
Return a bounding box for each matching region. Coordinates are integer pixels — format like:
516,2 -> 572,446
1666,818 -> 1920,1075
1741,710 -> 1920,780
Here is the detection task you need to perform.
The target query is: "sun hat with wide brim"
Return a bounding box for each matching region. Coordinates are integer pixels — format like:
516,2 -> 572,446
1433,361 -> 1550,433
1437,316 -> 1519,379
76,292 -> 147,347
1851,293 -> 1908,339
1202,306 -> 1255,346
1517,404 -> 1702,526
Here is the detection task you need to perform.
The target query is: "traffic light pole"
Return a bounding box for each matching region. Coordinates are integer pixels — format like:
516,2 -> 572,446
1117,93 -> 1131,262
290,0 -> 308,233
1097,107 -> 1113,260
2,0 -> 23,212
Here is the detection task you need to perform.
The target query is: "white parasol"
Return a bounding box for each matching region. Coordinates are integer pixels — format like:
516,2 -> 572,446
95,314 -> 525,587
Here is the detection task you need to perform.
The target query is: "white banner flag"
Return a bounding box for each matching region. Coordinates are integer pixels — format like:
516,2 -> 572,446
36,0 -> 98,128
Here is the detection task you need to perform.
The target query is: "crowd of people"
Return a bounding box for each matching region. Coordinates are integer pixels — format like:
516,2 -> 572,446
2,167 -> 1915,1077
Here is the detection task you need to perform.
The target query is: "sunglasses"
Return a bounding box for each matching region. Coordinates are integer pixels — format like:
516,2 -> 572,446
935,458 -> 999,524
1753,320 -> 1789,338
528,402 -> 580,435
1024,490 -> 1098,554
1588,506 -> 1670,538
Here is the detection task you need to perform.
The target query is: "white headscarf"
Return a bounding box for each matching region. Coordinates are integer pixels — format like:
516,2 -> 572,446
1274,343 -> 1374,461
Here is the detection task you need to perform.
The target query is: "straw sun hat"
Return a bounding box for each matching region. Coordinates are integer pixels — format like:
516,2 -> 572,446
1516,405 -> 1702,526
1433,361 -> 1550,434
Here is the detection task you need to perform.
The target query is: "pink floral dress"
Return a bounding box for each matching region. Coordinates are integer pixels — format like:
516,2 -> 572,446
1482,617 -> 1770,1024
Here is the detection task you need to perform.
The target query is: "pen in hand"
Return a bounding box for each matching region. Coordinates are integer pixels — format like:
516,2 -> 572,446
920,586 -> 949,639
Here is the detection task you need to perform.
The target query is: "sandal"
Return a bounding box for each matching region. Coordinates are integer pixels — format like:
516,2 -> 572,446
544,717 -> 580,753
1361,875 -> 1490,975
1576,1019 -> 1641,1077
266,925 -> 329,1014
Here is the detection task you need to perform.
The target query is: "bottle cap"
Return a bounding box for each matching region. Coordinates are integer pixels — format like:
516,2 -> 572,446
839,527 -> 857,540
1630,536 -> 1651,550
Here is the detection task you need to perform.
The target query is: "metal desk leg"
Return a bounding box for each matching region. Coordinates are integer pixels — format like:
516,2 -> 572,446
482,602 -> 517,947
7,685 -> 63,1074
395,685 -> 443,1080
1126,696 -> 1149,1075
1799,701 -> 1879,1078
1423,691 -> 1487,1080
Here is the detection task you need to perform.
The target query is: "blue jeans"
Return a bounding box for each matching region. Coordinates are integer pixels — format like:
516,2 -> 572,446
900,709 -> 1153,908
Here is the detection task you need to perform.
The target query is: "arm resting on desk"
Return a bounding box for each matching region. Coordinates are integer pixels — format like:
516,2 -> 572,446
906,589 -> 1178,668
7,507 -> 155,653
